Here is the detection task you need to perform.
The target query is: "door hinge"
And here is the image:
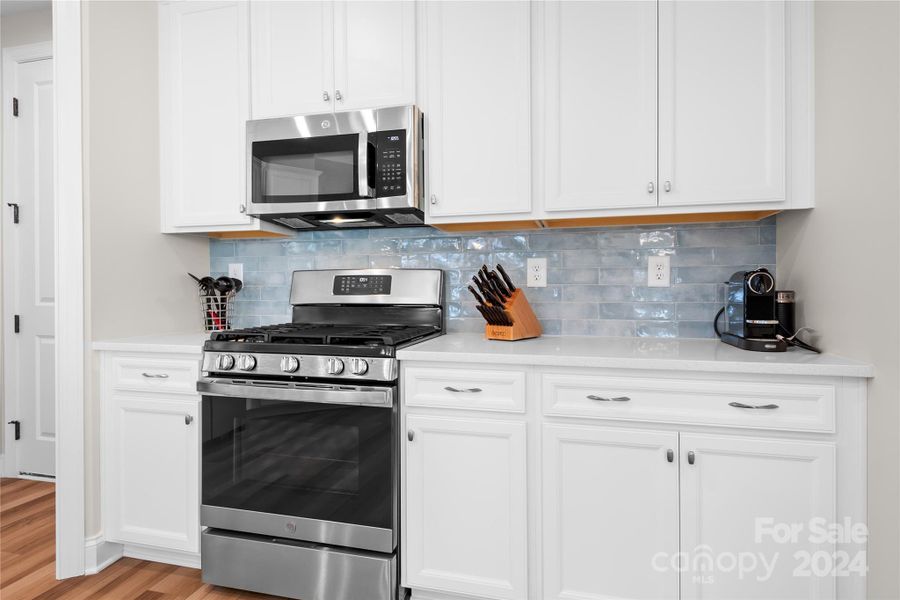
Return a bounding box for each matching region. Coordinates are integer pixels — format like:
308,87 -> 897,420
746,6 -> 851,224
12,97 -> 18,117
7,420 -> 20,441
13,315 -> 20,333
7,203 -> 19,224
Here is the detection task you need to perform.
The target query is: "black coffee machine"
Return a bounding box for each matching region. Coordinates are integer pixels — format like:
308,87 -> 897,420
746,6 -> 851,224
716,268 -> 788,352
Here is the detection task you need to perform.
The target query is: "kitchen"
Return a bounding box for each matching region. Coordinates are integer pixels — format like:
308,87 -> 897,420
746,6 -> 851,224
0,1 -> 897,600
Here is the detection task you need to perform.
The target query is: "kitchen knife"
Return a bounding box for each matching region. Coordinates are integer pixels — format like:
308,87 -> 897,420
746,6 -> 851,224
475,305 -> 491,324
468,285 -> 487,307
472,275 -> 488,297
496,263 -> 516,292
481,265 -> 507,299
489,271 -> 511,298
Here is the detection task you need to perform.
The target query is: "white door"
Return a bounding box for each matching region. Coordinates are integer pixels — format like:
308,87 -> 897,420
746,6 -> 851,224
332,1 -> 415,111
422,1 -> 531,219
250,0 -> 335,118
159,1 -> 254,229
3,51 -> 55,477
405,415 -> 527,600
543,424 -> 679,600
104,395 -> 200,552
538,1 -> 658,212
658,1 -> 786,206
680,434 -> 836,600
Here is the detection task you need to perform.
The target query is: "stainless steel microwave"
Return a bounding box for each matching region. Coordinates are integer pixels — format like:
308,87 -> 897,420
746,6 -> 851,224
246,105 -> 424,230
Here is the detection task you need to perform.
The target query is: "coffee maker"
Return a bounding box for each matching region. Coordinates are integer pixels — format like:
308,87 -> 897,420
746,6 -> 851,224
717,268 -> 788,352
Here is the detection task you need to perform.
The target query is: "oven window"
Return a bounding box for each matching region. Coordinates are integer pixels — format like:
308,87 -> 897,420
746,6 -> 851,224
252,134 -> 361,203
202,396 -> 393,529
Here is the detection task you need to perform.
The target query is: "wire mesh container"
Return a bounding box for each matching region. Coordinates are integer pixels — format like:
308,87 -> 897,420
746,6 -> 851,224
200,291 -> 236,331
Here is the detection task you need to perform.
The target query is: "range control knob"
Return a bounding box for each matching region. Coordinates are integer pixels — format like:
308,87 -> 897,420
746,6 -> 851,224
280,356 -> 300,373
237,354 -> 257,371
349,358 -> 369,376
326,357 -> 345,375
216,354 -> 235,371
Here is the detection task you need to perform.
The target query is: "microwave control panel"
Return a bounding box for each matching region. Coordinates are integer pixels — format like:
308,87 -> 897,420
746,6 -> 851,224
373,129 -> 406,197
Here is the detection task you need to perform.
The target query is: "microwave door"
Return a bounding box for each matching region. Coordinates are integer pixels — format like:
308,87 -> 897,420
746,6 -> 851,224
251,133 -> 372,205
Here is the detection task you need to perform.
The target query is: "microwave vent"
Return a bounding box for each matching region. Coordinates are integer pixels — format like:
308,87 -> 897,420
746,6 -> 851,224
274,217 -> 315,229
384,212 -> 424,225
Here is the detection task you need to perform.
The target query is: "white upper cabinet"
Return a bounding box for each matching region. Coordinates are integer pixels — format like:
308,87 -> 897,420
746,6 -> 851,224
421,1 -> 531,219
658,1 -> 787,207
333,1 -> 416,111
250,1 -> 335,119
537,1 -> 658,212
159,1 -> 276,233
250,0 -> 415,119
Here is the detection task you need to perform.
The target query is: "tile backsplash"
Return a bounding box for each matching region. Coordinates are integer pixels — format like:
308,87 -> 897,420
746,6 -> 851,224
210,217 -> 776,338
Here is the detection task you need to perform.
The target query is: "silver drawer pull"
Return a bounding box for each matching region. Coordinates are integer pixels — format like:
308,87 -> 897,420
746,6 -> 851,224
587,395 -> 630,402
729,401 -> 779,410
141,373 -> 169,379
444,386 -> 483,393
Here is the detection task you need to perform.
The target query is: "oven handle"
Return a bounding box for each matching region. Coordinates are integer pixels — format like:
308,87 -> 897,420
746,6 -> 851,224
197,379 -> 394,408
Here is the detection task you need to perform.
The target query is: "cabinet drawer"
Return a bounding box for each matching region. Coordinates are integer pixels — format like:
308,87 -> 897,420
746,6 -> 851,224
404,366 -> 526,413
110,356 -> 199,396
541,373 -> 835,433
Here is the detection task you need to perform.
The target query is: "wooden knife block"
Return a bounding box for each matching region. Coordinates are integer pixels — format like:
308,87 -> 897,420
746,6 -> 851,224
485,288 -> 542,341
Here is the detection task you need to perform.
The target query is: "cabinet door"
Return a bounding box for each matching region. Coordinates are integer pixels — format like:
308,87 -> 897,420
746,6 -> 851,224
680,434 -> 836,600
104,395 -> 200,552
543,424 -> 679,600
405,415 -> 527,599
333,1 -> 415,111
250,1 -> 334,118
422,1 -> 531,219
538,1 -> 658,212
659,1 -> 786,207
159,1 -> 254,230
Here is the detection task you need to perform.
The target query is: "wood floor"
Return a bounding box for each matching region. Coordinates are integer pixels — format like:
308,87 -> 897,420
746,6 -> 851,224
0,478 -> 281,599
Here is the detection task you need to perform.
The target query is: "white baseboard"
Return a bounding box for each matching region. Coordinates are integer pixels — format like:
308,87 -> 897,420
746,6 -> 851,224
84,534 -> 123,575
124,543 -> 200,569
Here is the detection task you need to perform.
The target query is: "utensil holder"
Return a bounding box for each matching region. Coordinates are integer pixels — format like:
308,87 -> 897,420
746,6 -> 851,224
485,288 -> 542,341
200,291 -> 235,331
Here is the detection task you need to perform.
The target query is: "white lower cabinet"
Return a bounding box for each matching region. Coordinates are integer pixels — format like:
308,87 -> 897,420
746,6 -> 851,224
542,425 -> 679,600
104,394 -> 200,552
405,414 -> 528,600
680,434 -> 836,600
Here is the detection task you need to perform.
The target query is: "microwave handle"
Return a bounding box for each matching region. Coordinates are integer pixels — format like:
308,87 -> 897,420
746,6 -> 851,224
358,133 -> 374,198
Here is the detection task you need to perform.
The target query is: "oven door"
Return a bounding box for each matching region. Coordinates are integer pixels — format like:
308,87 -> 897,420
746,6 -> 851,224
198,378 -> 397,554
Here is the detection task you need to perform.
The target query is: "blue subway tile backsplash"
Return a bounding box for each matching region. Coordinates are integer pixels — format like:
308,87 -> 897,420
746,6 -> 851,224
210,217 -> 776,338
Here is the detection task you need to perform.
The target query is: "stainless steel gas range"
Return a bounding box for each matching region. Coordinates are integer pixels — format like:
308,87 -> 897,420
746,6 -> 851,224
197,268 -> 444,600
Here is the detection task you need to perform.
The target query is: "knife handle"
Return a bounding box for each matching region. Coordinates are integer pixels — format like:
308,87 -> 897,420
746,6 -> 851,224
496,264 -> 516,292
467,285 -> 486,306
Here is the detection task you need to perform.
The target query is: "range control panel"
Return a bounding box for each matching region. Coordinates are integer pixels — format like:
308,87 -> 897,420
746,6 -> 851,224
333,274 -> 393,296
373,129 -> 407,197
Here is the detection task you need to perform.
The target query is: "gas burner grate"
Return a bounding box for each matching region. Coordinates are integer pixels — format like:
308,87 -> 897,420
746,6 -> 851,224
209,323 -> 439,347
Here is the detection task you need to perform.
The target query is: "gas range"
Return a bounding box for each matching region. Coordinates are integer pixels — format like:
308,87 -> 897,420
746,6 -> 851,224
200,269 -> 444,383
198,268 -> 443,600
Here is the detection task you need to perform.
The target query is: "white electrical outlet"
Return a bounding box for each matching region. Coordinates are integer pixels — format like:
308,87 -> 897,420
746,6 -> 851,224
527,257 -> 547,288
228,263 -> 244,280
647,255 -> 670,287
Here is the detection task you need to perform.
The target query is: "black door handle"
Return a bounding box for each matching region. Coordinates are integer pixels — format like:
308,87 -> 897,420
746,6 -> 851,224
6,203 -> 19,224
7,420 -> 20,441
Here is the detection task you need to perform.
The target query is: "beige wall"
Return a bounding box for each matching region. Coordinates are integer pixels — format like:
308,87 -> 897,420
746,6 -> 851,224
82,0 -> 209,534
0,7 -> 51,48
777,2 -> 900,598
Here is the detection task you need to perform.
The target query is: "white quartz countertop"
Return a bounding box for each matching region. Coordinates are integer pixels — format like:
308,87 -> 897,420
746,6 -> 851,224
397,333 -> 875,378
93,332 -> 209,355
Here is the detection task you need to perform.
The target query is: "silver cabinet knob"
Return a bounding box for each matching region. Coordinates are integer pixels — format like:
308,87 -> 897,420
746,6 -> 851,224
688,451 -> 696,465
237,354 -> 256,371
216,354 -> 235,371
666,449 -> 674,463
430,194 -> 437,205
280,356 -> 300,373
349,358 -> 368,376
335,89 -> 343,102
326,357 -> 345,375
323,91 -> 330,101
648,181 -> 655,194
664,180 -> 671,192
185,415 -> 194,425
407,430 -> 415,442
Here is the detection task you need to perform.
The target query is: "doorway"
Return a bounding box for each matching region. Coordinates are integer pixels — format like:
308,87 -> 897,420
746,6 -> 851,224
2,41 -> 55,479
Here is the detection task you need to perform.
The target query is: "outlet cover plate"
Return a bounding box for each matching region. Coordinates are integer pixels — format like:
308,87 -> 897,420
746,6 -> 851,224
527,257 -> 547,288
228,263 -> 244,280
647,255 -> 670,288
